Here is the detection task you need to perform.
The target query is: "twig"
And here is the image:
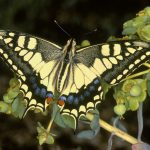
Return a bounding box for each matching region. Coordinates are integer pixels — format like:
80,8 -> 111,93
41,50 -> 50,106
143,62 -> 150,68
46,118 -> 54,133
86,113 -> 139,144
122,69 -> 150,81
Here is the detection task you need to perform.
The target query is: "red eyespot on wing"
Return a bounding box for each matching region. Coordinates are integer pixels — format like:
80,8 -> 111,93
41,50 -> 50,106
46,97 -> 53,104
57,100 -> 65,106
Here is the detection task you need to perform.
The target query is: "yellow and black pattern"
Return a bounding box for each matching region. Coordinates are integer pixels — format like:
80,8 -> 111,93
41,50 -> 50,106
76,40 -> 150,85
0,30 -> 63,114
0,30 -> 150,128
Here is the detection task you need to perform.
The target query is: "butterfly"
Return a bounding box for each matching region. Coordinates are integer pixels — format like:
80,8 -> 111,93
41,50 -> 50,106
0,30 -> 149,128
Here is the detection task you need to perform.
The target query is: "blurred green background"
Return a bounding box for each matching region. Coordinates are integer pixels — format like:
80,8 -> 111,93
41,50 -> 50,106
0,0 -> 150,150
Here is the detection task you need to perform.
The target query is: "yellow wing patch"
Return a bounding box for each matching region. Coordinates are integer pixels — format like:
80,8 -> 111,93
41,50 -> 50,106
18,36 -> 25,47
113,44 -> 121,56
28,38 -> 37,49
101,44 -> 110,56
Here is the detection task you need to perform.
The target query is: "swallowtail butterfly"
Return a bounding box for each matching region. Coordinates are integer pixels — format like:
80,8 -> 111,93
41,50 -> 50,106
0,30 -> 150,128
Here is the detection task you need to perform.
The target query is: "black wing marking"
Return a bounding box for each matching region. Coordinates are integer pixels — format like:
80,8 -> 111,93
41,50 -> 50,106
0,30 -> 63,114
0,30 -> 62,61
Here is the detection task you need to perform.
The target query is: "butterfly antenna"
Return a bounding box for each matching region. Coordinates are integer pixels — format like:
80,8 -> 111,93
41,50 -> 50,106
54,20 -> 71,38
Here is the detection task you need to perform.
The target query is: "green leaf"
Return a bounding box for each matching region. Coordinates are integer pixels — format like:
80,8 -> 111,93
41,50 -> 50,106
122,27 -> 137,35
128,98 -> 139,111
113,90 -> 126,104
11,97 -> 26,118
125,100 -> 130,110
37,122 -> 55,145
45,134 -> 54,145
123,20 -> 134,28
9,78 -> 20,87
53,104 -> 68,128
37,122 -> 45,132
77,130 -> 95,139
61,114 -> 76,130
133,16 -> 147,28
90,110 -> 100,130
52,104 -> 76,130
51,103 -> 60,120
135,79 -> 146,91
100,79 -> 111,99
3,94 -> 14,103
137,91 -> 147,103
12,97 -> 19,112
7,88 -> 20,99
122,80 -> 136,93
147,80 -> 150,97
0,101 -> 11,113
137,25 -> 150,42
144,7 -> 150,16
145,71 -> 150,80
90,112 -> 100,135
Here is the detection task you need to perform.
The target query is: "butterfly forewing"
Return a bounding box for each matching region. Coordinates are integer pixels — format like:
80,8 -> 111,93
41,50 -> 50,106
75,40 -> 150,84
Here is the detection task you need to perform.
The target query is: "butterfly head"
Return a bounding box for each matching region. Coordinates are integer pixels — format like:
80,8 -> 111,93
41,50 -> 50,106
63,39 -> 77,56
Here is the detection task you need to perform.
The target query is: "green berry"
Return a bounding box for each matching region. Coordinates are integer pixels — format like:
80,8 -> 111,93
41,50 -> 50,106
130,85 -> 141,97
114,104 -> 126,116
81,40 -> 90,47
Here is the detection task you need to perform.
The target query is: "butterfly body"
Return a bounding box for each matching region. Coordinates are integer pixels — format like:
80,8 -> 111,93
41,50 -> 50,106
0,30 -> 150,128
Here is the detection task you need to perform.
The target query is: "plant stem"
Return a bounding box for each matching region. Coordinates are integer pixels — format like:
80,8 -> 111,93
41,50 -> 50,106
46,118 -> 54,133
143,62 -> 150,68
122,69 -> 150,81
86,113 -> 139,144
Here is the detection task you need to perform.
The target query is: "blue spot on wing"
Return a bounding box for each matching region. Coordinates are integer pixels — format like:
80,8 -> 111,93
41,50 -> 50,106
84,90 -> 90,97
60,96 -> 67,101
89,85 -> 95,91
67,95 -> 74,104
94,79 -> 100,85
74,97 -> 79,105
35,87 -> 40,95
40,88 -> 47,98
30,76 -> 36,83
32,83 -> 37,89
79,95 -> 84,101
46,92 -> 53,98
